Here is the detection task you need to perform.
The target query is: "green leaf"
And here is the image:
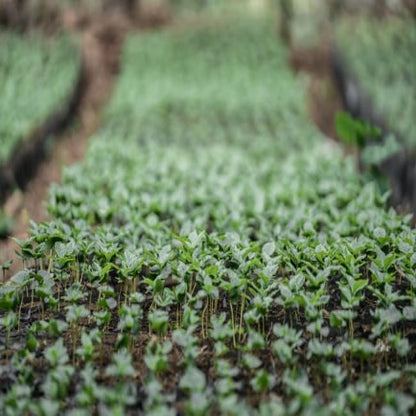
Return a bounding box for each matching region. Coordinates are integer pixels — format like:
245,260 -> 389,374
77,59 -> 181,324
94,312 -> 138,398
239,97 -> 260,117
335,111 -> 381,148
262,242 -> 275,258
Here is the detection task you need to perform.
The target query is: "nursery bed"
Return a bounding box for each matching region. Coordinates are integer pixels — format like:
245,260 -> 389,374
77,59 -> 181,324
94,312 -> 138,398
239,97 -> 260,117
0,32 -> 82,204
333,17 -> 416,212
1,14 -> 416,416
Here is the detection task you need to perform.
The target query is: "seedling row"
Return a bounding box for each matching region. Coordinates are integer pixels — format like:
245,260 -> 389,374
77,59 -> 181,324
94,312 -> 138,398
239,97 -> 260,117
333,16 -> 416,210
0,30 -> 81,203
1,15 -> 416,416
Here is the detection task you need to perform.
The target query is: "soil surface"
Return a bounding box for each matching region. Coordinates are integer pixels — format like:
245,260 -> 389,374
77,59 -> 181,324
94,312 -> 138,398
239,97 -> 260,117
0,11 -> 128,276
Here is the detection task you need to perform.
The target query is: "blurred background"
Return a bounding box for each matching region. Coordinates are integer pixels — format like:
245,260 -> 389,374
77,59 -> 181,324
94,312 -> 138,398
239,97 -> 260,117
0,0 -> 415,235
0,0 -> 415,31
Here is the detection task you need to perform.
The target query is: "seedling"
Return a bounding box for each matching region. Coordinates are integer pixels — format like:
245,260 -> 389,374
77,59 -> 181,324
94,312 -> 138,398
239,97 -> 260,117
148,309 -> 169,337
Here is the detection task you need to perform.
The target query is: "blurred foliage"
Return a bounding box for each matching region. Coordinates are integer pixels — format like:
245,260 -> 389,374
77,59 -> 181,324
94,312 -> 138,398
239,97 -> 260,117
162,0 -> 271,17
275,0 -> 416,47
0,0 -> 140,30
0,31 -> 80,165
0,210 -> 13,239
335,112 -> 381,149
336,17 -> 416,147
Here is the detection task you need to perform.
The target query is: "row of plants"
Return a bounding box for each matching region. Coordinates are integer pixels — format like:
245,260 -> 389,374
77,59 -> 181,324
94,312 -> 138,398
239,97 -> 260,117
335,17 -> 416,148
0,30 -> 80,168
0,29 -> 81,207
166,0 -> 233,14
1,15 -> 416,415
0,0 -> 114,30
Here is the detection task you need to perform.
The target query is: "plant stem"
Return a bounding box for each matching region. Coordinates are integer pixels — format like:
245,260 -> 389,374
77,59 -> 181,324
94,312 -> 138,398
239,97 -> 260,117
229,299 -> 236,348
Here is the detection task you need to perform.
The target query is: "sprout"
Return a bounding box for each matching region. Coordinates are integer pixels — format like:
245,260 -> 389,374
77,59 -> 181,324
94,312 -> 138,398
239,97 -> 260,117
241,353 -> 262,370
144,378 -> 175,415
258,396 -> 285,416
29,398 -> 60,416
93,310 -> 111,328
339,276 -> 368,309
44,338 -> 69,368
62,283 -> 87,304
0,311 -> 17,350
0,383 -> 32,415
117,304 -> 142,335
245,328 -> 266,351
371,304 -> 402,338
179,366 -> 207,393
330,309 -> 357,328
105,349 -> 136,379
76,329 -> 101,362
75,363 -> 100,407
209,313 -> 233,342
65,304 -> 90,325
148,309 -> 169,336
250,369 -> 275,394
42,339 -> 74,400
217,394 -> 251,416
144,340 -> 172,374
273,339 -> 294,365
321,363 -> 346,390
282,369 -> 313,406
185,391 -> 211,416
129,292 -> 145,305
172,326 -> 199,365
388,333 -> 410,357
307,339 -> 335,359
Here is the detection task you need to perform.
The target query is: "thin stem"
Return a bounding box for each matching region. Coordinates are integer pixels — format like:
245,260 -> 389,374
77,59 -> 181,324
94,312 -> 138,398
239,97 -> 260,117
229,299 -> 236,348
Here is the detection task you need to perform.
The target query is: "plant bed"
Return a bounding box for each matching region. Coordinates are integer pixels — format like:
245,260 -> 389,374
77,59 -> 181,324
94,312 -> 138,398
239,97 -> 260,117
332,17 -> 416,212
0,31 -> 83,205
1,15 -> 416,416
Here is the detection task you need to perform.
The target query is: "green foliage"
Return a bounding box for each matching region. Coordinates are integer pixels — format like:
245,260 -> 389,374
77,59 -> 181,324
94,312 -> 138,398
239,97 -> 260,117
0,31 -> 80,165
335,111 -> 381,148
0,14 -> 415,416
336,17 -> 416,147
0,210 -> 14,239
166,0 -> 237,15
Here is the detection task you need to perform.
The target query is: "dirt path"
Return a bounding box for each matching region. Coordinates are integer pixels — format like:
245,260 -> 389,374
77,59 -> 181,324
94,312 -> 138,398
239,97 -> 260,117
289,43 -> 343,141
0,14 -> 127,276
